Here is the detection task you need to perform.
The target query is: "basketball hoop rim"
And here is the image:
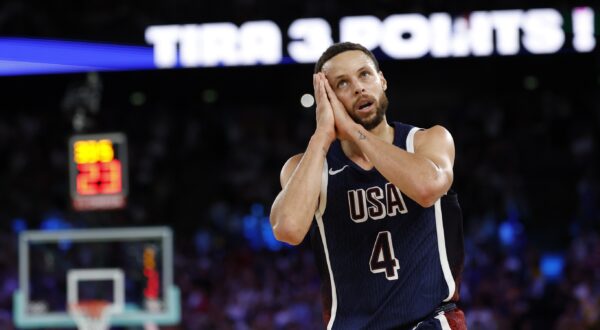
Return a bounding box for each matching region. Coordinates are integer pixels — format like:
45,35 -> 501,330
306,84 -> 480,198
69,299 -> 115,330
69,300 -> 113,319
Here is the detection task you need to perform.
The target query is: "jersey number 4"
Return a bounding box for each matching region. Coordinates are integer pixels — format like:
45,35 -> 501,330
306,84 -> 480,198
370,231 -> 400,280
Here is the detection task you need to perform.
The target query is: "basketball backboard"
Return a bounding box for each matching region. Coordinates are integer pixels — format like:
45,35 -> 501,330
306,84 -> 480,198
13,227 -> 180,328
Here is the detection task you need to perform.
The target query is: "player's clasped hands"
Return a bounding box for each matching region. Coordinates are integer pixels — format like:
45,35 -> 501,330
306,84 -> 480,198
313,73 -> 336,144
313,72 -> 358,142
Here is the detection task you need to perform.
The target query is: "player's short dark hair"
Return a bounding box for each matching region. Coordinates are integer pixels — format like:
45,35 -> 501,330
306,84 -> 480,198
314,42 -> 380,73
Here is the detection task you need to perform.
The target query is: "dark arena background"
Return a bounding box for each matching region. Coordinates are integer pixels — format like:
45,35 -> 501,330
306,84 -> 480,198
1,0 -> 599,329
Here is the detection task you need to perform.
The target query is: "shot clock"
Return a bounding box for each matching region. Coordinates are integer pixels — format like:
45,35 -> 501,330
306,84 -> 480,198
69,133 -> 128,211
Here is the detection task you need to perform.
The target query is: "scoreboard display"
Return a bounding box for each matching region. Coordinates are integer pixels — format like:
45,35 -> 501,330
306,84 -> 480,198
69,133 -> 128,211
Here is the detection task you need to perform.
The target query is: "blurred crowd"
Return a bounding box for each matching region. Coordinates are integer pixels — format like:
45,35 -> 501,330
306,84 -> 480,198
0,50 -> 599,330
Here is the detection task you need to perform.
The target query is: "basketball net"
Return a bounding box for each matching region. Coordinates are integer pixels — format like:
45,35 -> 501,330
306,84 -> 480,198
69,300 -> 113,330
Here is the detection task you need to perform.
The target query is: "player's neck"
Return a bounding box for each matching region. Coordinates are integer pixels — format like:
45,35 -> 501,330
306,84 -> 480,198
369,119 -> 393,142
341,119 -> 393,169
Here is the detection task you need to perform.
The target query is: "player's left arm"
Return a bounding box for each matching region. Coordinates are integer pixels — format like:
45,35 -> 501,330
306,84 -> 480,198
322,76 -> 454,207
356,126 -> 454,208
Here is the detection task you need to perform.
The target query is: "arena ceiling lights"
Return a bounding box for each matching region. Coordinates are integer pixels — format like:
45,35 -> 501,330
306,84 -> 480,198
0,7 -> 596,76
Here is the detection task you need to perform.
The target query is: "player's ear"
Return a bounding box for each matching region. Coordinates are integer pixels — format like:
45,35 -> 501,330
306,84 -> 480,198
379,71 -> 387,91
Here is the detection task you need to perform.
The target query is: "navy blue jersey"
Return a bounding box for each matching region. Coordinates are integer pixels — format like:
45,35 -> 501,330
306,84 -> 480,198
310,122 -> 464,329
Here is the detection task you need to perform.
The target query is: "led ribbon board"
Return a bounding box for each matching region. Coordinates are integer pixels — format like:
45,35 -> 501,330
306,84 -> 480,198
0,6 -> 596,76
146,7 -> 596,68
69,133 -> 128,211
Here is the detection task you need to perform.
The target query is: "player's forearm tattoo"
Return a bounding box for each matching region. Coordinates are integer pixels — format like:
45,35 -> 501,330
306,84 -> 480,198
358,130 -> 367,140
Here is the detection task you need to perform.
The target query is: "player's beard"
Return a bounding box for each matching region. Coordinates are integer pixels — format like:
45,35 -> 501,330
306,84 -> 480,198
348,90 -> 389,131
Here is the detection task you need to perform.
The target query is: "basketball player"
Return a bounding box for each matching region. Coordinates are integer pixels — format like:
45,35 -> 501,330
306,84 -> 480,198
270,42 -> 466,329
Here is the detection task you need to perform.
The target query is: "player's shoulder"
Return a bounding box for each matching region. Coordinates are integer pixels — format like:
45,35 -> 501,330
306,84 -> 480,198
279,153 -> 304,188
283,153 -> 303,171
414,125 -> 453,148
416,124 -> 451,136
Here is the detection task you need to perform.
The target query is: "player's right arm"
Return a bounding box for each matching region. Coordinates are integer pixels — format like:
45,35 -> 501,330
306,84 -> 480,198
270,74 -> 335,245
